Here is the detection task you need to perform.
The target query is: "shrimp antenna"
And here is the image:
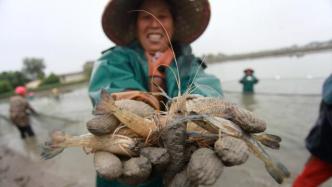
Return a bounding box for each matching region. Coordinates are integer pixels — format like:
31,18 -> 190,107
150,80 -> 172,101
149,63 -> 182,100
183,55 -> 207,96
113,125 -> 126,136
160,100 -> 169,111
183,55 -> 222,97
129,9 -> 182,97
189,56 -> 207,92
191,84 -> 223,97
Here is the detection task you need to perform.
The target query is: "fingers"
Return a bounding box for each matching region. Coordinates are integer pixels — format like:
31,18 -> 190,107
94,148 -> 168,186
160,115 -> 187,183
87,99 -> 155,136
168,138 -> 249,187
187,148 -> 224,186
230,105 -> 266,133
214,136 -> 249,166
168,168 -> 197,187
94,152 -> 152,185
140,147 -> 170,173
87,114 -> 119,135
94,151 -> 122,180
168,140 -> 248,187
118,156 -> 152,185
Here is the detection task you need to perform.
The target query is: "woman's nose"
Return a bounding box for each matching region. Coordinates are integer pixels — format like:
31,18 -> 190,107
150,19 -> 160,27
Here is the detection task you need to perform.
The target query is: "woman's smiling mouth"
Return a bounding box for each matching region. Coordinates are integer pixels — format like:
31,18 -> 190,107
147,33 -> 163,42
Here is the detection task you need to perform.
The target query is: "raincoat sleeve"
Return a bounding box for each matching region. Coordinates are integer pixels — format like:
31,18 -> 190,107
322,74 -> 332,105
175,57 -> 222,97
190,61 -> 222,97
88,49 -> 146,106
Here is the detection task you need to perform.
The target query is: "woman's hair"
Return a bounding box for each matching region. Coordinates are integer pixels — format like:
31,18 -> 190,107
131,0 -> 176,25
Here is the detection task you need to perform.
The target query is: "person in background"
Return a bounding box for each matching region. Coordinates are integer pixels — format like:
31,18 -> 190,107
293,74 -> 332,187
88,0 -> 224,186
9,86 -> 38,139
239,68 -> 259,93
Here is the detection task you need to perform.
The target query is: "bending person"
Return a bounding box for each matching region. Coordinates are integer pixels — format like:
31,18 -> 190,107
9,86 -> 38,139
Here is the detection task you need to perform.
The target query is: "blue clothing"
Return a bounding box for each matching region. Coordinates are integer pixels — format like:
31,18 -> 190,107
305,74 -> 332,164
323,74 -> 332,105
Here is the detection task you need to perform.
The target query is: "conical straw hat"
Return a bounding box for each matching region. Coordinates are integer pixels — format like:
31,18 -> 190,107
102,0 -> 211,45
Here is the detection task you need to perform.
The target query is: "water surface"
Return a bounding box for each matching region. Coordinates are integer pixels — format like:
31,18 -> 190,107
0,52 -> 331,186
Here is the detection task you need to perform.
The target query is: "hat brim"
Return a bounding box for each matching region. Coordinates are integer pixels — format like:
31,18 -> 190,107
102,0 -> 210,45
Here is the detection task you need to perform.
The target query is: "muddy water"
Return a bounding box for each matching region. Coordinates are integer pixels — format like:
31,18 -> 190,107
214,93 -> 332,187
0,85 -> 331,186
0,86 -> 95,187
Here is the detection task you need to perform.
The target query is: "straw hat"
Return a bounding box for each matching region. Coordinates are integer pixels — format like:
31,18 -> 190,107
102,0 -> 211,45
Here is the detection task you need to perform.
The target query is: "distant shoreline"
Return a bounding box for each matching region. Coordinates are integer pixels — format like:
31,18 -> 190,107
204,39 -> 332,63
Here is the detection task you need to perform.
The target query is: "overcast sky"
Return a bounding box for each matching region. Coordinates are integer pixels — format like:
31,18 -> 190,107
0,0 -> 331,74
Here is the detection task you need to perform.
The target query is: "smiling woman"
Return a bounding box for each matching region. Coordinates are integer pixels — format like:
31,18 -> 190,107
90,0 -> 222,108
88,0 -> 222,186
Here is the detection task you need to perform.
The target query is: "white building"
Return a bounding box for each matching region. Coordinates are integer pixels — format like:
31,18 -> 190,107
58,71 -> 86,84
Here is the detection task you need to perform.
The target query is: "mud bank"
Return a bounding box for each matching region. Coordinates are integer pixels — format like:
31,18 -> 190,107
0,145 -> 94,187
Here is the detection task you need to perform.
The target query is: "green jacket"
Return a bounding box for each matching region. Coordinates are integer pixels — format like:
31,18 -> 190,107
88,41 -> 222,187
239,75 -> 258,93
89,41 -> 222,105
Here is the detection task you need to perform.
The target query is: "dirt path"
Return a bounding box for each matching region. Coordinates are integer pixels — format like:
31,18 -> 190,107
0,145 -> 77,187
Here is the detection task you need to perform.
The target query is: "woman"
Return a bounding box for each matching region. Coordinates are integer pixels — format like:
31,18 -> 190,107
89,0 -> 222,186
89,0 -> 222,108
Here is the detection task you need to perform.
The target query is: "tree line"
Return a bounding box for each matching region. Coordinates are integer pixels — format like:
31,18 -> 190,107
0,58 -> 95,95
0,58 -> 62,94
200,53 -> 227,63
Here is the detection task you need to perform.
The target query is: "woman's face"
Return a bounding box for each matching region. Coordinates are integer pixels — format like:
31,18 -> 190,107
136,0 -> 174,53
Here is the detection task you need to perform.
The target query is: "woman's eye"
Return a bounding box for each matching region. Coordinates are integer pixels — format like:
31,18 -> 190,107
143,15 -> 151,20
158,15 -> 167,20
139,14 -> 151,21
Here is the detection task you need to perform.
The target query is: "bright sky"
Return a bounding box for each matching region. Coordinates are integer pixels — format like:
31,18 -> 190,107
0,0 -> 331,74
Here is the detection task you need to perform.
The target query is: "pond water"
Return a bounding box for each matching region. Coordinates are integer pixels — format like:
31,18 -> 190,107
0,52 -> 331,186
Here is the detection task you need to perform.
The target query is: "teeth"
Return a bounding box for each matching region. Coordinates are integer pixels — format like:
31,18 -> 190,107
148,34 -> 162,42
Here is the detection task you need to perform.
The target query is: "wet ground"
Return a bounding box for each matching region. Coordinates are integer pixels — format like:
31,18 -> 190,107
0,85 -> 95,187
0,84 -> 331,187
